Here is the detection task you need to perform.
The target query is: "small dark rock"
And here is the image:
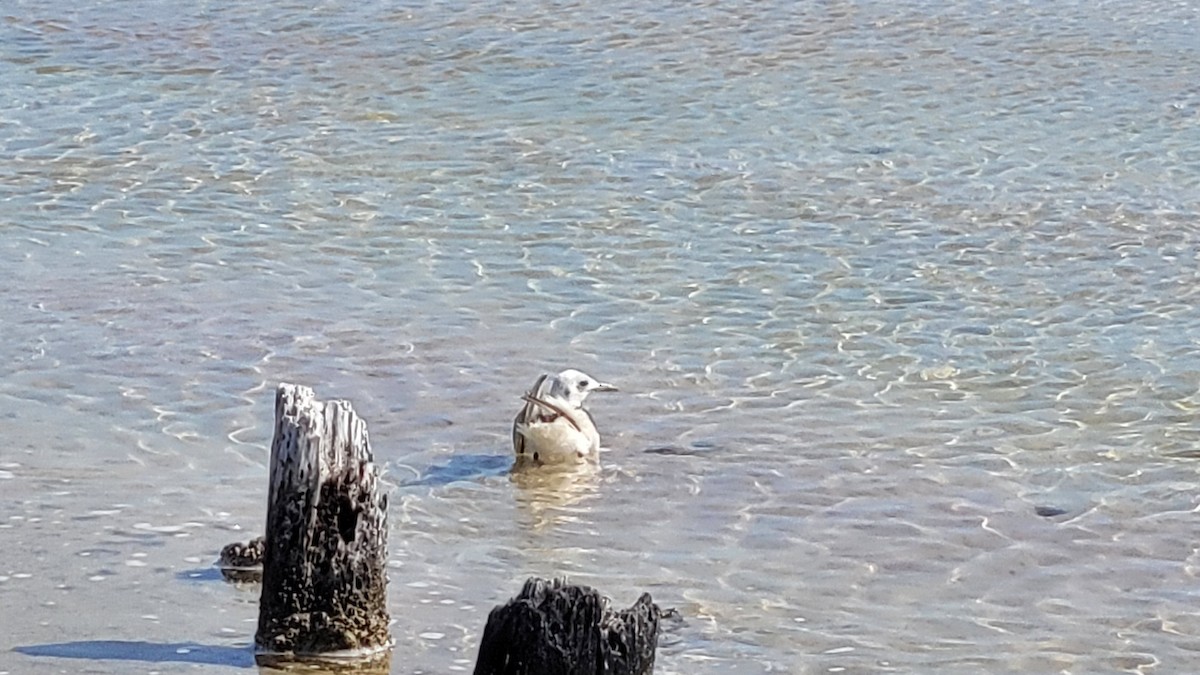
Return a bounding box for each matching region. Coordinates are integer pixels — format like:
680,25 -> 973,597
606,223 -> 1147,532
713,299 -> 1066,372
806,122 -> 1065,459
223,535 -> 267,566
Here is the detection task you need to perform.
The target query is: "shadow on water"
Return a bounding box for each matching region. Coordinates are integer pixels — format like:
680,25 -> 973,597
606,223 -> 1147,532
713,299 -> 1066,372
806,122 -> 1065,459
14,640 -> 253,668
176,566 -> 228,583
643,440 -> 720,456
391,453 -> 511,488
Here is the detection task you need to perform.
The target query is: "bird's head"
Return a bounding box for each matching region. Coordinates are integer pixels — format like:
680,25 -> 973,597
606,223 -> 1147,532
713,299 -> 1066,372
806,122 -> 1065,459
538,368 -> 618,408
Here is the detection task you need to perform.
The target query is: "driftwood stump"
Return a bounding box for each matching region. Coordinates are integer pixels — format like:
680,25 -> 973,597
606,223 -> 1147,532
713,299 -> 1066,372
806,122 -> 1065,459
217,535 -> 265,583
254,383 -> 392,669
474,577 -> 661,675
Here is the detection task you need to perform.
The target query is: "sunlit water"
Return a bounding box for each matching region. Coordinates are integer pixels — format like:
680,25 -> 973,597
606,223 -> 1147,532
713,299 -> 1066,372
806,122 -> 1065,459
3,0 -> 1200,673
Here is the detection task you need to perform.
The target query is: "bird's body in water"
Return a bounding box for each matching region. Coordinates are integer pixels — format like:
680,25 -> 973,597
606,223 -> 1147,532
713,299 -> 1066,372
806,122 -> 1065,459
512,369 -> 617,468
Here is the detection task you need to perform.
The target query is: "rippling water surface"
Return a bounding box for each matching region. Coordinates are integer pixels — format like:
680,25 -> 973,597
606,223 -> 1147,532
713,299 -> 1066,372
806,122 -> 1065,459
3,0 -> 1200,672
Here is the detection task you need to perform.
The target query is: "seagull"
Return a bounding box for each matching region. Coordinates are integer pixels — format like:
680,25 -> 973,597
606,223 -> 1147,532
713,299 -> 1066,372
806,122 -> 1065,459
512,369 -> 617,467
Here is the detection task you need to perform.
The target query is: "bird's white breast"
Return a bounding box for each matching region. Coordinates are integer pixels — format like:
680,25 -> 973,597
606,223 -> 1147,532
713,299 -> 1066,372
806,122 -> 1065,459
515,408 -> 600,466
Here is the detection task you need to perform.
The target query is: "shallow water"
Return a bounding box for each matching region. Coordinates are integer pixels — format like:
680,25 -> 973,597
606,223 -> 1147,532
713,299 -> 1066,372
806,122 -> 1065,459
2,0 -> 1200,672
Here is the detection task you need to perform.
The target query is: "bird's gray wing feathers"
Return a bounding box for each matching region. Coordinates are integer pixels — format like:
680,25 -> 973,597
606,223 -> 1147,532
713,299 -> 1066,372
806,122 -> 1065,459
512,373 -> 549,456
512,409 -> 526,456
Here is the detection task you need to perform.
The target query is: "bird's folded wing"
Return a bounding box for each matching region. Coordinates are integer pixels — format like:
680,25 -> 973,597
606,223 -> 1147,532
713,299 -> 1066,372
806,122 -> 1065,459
512,373 -> 549,455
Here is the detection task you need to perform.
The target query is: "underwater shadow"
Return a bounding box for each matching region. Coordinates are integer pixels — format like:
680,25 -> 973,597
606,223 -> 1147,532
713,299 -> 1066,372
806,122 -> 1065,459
14,640 -> 253,668
392,453 -> 511,487
643,439 -> 721,456
175,566 -> 227,583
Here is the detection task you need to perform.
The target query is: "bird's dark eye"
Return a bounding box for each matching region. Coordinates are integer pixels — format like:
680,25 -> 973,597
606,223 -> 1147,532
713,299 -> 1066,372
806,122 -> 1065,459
579,380 -> 590,389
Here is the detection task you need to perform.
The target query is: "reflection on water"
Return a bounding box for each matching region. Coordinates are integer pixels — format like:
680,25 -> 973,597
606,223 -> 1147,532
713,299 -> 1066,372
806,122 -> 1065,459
3,0 -> 1200,672
510,464 -> 602,530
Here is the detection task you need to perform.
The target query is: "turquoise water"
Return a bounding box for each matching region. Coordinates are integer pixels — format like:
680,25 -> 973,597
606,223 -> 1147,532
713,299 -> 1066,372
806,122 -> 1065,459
3,0 -> 1200,672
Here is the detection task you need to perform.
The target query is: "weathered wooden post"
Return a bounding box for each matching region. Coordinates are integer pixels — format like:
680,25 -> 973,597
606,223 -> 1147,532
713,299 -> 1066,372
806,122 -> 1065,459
254,383 -> 392,669
474,577 -> 661,675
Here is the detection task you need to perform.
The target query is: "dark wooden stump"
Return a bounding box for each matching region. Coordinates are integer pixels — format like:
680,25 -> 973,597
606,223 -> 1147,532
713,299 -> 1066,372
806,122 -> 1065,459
217,535 -> 265,583
474,577 -> 661,675
254,383 -> 392,669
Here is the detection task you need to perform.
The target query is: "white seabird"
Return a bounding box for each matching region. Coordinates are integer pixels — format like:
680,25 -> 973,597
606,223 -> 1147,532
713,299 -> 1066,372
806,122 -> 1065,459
512,369 -> 617,467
